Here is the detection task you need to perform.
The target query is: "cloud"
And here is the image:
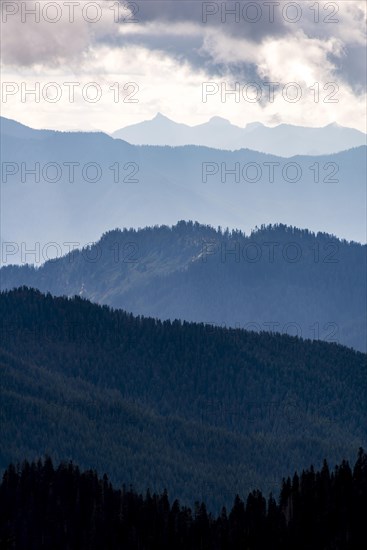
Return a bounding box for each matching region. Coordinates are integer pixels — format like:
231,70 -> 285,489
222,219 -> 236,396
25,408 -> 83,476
0,0 -> 122,67
2,1 -> 366,87
0,0 -> 365,131
329,44 -> 367,94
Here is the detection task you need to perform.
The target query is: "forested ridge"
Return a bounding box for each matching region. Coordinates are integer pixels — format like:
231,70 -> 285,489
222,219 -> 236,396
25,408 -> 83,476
1,451 -> 366,549
1,221 -> 366,350
0,287 -> 366,511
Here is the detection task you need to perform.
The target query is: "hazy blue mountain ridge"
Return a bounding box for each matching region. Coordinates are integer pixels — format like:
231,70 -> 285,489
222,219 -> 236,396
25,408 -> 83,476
113,114 -> 367,157
1,117 -> 366,250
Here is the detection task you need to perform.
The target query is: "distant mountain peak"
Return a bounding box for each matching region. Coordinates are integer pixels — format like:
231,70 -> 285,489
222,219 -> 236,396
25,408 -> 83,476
208,116 -> 231,125
245,121 -> 265,130
153,112 -> 173,122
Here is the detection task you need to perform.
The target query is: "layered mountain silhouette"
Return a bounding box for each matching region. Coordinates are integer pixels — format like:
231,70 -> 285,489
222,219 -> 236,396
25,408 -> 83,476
1,287 -> 366,511
112,113 -> 367,157
1,222 -> 366,351
1,117 -> 366,252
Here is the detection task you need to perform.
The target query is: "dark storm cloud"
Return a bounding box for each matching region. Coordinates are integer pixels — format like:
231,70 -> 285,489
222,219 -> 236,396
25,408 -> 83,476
105,27 -> 261,80
135,0 -> 288,39
329,45 -> 367,95
99,0 -> 291,79
1,0 -> 366,94
116,0 -> 366,90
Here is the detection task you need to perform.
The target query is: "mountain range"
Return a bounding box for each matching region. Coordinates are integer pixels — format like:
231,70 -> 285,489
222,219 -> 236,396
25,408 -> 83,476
1,222 -> 366,352
1,287 -> 366,512
112,113 -> 367,157
1,114 -> 366,520
1,116 -> 366,254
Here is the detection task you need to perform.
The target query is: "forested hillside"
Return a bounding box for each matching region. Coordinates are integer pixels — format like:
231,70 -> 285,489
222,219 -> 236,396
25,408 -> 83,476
1,288 -> 366,511
1,222 -> 366,350
1,451 -> 366,549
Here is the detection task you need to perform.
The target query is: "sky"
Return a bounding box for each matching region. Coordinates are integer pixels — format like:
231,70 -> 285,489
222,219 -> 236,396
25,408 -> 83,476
1,0 -> 366,133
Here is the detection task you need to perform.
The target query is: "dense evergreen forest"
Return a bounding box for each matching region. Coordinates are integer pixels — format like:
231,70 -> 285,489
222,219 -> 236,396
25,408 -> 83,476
1,221 -> 366,351
1,288 -> 366,511
0,451 -> 366,549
